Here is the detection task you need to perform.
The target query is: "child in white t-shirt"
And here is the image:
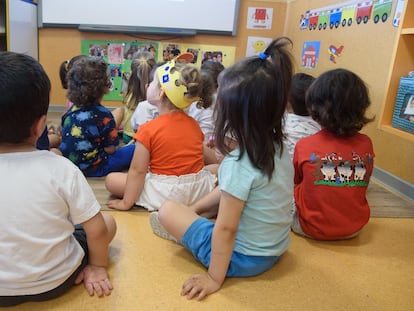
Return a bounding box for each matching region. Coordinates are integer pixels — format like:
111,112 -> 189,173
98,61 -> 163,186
0,52 -> 116,306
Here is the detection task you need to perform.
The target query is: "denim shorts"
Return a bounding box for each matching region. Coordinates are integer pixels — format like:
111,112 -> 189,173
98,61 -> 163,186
182,218 -> 280,277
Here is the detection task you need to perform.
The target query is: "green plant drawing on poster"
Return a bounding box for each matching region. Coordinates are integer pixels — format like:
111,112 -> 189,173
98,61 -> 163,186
81,40 -> 158,101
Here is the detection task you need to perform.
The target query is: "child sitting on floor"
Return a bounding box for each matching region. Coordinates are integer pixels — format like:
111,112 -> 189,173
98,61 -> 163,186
55,57 -> 135,177
292,68 -> 375,240
0,52 -> 116,306
151,37 -> 295,301
105,53 -> 217,211
284,72 -> 320,158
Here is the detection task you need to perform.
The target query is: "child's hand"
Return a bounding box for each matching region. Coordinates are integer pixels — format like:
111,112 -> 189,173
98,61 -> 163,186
75,264 -> 113,297
206,136 -> 215,148
181,273 -> 221,301
107,199 -> 131,211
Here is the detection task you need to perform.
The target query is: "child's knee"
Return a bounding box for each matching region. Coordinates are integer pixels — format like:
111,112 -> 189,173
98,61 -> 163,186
158,200 -> 177,225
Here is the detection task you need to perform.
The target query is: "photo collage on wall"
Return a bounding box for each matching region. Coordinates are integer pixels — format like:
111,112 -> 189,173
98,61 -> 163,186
81,40 -> 235,101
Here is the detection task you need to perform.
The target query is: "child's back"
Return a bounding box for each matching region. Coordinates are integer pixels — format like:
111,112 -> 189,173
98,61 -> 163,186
292,68 -> 375,240
0,52 -> 116,306
58,57 -> 135,177
284,73 -> 320,158
106,55 -> 217,211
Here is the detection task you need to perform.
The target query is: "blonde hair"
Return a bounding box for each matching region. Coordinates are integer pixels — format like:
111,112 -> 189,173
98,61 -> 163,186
123,51 -> 156,110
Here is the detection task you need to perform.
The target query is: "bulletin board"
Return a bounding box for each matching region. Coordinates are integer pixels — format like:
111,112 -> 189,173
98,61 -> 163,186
81,39 -> 236,101
81,40 -> 158,100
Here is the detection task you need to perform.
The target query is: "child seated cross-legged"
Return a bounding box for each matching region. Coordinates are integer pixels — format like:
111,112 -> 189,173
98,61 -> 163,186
292,68 -> 375,240
55,56 -> 135,177
105,53 -> 217,211
151,37 -> 295,301
284,72 -> 321,159
0,52 -> 117,306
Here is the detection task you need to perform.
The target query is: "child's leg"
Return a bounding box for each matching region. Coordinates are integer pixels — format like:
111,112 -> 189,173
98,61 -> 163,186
105,172 -> 128,197
158,200 -> 201,242
111,107 -> 124,129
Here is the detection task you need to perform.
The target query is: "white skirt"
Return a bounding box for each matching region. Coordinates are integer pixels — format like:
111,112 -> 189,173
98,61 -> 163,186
136,169 -> 217,211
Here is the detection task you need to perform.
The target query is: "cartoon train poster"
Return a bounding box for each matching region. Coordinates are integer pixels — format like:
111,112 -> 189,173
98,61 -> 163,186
299,0 -> 393,31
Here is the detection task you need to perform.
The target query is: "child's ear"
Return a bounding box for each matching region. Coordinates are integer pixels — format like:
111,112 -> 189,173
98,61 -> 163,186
32,115 -> 47,139
159,89 -> 167,100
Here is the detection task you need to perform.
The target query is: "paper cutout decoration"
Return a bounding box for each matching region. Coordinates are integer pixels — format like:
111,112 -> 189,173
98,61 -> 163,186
299,0 -> 393,31
328,45 -> 344,63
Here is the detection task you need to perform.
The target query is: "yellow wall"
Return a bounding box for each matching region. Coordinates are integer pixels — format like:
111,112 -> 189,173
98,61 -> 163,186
284,0 -> 413,185
38,0 -> 414,185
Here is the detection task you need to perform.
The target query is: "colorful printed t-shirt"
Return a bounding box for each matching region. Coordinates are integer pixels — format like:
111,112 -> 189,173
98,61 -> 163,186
293,129 -> 375,240
59,104 -> 119,172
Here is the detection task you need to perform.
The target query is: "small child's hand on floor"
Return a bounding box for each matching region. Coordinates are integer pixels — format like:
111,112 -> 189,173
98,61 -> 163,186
75,264 -> 113,297
181,273 -> 221,301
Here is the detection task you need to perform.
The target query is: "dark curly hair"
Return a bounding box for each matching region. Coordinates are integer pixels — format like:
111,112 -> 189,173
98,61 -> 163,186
306,68 -> 374,136
59,55 -> 88,89
67,57 -> 111,107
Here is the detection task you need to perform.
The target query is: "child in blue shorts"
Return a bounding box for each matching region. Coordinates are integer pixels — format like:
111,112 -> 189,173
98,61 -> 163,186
151,37 -> 295,301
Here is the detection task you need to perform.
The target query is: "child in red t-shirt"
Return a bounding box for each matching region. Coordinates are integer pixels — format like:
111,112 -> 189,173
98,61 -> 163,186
292,68 -> 375,240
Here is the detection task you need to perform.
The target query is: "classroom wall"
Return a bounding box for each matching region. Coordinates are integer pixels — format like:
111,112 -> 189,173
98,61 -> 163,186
38,0 -> 286,108
38,0 -> 414,185
284,0 -> 413,185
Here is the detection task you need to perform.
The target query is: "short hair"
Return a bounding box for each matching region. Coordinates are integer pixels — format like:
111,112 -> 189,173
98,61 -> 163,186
0,52 -> 51,143
306,68 -> 374,136
67,57 -> 111,107
289,73 -> 315,116
200,61 -> 225,89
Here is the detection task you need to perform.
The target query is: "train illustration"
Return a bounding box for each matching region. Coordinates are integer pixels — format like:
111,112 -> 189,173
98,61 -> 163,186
300,0 -> 393,30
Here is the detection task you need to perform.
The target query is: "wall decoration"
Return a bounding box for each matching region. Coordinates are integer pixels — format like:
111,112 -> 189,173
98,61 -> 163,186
245,36 -> 273,57
301,41 -> 321,70
393,0 -> 405,27
328,44 -> 344,63
299,0 -> 393,31
82,40 -> 158,101
160,42 -> 235,68
247,7 -> 273,30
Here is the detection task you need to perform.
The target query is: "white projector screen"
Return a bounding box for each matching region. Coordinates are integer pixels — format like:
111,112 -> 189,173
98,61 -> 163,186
38,0 -> 240,36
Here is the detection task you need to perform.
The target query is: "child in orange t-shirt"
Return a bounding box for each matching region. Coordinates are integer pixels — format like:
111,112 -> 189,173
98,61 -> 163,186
105,54 -> 217,211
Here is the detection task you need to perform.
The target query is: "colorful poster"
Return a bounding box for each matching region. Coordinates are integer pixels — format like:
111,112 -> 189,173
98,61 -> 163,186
301,41 -> 320,70
245,36 -> 273,57
247,7 -> 273,29
81,40 -> 158,101
299,0 -> 393,31
159,43 -> 236,68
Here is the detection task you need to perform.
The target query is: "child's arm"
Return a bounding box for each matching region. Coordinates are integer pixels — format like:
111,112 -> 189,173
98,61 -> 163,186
107,142 -> 149,210
181,191 -> 243,301
104,146 -> 116,154
75,212 -> 112,297
190,186 -> 221,218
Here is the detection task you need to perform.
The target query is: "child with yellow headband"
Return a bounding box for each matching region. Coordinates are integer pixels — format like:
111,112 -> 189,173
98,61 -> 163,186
105,54 -> 217,211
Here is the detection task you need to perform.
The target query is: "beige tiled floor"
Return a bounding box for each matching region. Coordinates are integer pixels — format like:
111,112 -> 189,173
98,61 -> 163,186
4,212 -> 414,311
